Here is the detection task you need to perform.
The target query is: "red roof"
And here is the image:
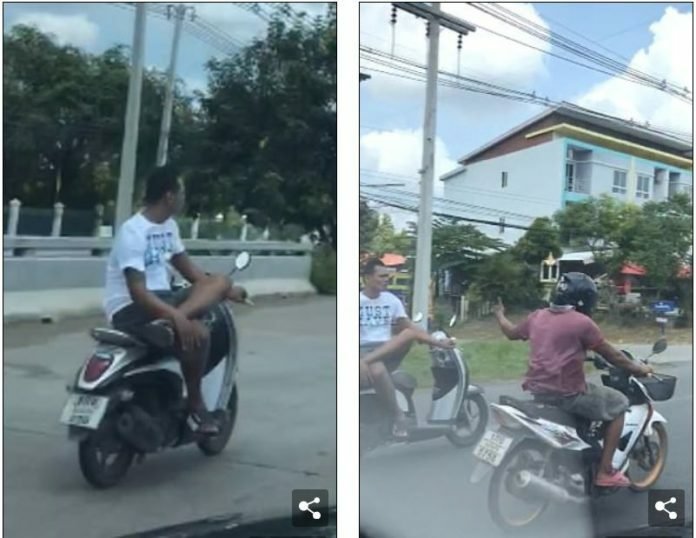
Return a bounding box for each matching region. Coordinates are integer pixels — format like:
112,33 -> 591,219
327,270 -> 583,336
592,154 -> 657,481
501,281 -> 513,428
381,253 -> 406,267
621,263 -> 646,276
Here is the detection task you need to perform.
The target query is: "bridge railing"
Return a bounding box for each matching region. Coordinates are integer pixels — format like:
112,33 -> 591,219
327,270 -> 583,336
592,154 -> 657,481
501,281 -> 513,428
4,236 -> 313,257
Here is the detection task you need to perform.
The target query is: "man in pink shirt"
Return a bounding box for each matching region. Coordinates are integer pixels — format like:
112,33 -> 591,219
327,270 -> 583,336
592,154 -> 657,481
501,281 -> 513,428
494,272 -> 652,488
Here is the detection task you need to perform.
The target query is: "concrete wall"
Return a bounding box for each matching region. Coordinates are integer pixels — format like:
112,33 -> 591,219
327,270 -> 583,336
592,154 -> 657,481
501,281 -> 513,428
442,138 -> 566,244
3,255 -> 314,294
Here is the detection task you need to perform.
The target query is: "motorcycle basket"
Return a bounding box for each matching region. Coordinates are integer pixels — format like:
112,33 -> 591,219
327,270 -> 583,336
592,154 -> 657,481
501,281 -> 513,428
636,374 -> 676,401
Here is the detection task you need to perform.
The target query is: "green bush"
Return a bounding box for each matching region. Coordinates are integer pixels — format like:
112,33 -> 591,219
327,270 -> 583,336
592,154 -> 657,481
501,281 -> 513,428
311,245 -> 336,295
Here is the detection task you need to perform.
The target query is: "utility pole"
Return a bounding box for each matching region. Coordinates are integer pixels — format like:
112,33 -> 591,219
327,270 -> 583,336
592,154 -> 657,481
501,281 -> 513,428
156,4 -> 195,166
115,2 -> 147,230
391,3 -> 475,328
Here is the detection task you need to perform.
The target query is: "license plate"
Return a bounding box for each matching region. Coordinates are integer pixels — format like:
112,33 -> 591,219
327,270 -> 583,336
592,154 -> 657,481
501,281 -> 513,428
473,430 -> 514,467
60,394 -> 109,429
656,317 -> 668,323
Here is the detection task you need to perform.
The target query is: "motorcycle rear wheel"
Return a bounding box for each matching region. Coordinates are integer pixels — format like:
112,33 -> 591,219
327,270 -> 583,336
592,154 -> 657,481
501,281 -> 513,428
489,439 -> 552,530
78,422 -> 134,489
628,422 -> 668,492
197,386 -> 239,456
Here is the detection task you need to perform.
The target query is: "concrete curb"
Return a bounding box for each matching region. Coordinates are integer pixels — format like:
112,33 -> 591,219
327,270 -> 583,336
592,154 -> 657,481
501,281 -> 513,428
4,280 -> 317,325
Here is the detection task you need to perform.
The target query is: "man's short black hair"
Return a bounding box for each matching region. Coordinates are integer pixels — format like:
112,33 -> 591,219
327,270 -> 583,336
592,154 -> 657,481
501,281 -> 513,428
144,164 -> 182,204
362,257 -> 385,276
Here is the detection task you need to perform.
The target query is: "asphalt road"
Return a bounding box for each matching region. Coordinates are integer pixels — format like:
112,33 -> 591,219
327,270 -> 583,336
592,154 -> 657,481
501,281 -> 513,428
360,347 -> 692,538
3,296 -> 336,538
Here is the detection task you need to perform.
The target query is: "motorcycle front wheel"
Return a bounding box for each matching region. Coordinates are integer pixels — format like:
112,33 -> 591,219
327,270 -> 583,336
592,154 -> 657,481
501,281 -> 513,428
78,419 -> 134,489
628,422 -> 668,492
489,439 -> 552,530
446,393 -> 489,447
197,386 -> 239,456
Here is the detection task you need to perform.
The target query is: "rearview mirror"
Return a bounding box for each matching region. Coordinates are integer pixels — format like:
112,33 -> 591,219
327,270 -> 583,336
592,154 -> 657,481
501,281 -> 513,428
652,337 -> 667,355
412,312 -> 424,323
235,251 -> 251,271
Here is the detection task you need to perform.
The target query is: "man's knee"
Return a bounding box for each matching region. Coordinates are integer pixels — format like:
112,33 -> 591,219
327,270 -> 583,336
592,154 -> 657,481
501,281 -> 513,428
368,362 -> 388,379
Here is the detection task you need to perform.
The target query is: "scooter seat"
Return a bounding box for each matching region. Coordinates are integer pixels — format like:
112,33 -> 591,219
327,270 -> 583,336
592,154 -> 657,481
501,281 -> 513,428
91,328 -> 146,348
499,395 -> 578,428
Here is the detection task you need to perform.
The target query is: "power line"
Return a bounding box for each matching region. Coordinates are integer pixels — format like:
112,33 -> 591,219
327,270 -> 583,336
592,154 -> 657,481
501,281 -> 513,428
361,190 -> 538,233
360,168 -> 556,206
469,3 -> 691,102
361,184 -> 538,221
360,46 -> 693,142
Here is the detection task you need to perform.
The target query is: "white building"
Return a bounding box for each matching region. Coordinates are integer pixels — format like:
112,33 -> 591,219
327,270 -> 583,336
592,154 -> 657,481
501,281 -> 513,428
441,105 -> 693,244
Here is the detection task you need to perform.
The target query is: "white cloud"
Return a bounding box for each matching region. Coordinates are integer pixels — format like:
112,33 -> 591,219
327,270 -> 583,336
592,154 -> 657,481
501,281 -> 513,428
577,7 -> 693,135
13,13 -> 98,48
360,3 -> 550,101
361,128 -> 457,183
361,128 -> 458,228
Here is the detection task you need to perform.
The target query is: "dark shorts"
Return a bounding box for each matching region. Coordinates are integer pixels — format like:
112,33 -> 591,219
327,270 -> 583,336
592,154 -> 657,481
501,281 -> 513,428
112,287 -> 198,338
360,342 -> 410,373
535,383 -> 629,422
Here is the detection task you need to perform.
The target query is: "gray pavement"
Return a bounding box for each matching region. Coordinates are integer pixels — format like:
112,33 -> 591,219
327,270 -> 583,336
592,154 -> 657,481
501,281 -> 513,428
360,347 -> 693,538
3,296 -> 336,538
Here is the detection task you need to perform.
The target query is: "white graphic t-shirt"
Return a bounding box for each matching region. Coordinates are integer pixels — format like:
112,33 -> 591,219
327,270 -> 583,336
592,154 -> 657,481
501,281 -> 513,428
360,291 -> 407,346
104,212 -> 185,320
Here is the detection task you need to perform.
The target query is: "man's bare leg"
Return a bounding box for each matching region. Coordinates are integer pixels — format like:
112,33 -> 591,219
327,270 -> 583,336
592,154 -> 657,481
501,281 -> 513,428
598,414 -> 624,477
368,362 -> 409,437
175,321 -> 218,434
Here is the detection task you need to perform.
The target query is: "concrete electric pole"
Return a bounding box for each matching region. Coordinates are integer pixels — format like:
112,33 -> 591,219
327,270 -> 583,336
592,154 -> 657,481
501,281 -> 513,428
156,4 -> 196,167
115,2 -> 147,230
391,3 -> 475,328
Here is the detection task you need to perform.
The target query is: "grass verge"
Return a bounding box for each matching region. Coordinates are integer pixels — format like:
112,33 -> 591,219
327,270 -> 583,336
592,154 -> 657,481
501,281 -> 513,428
401,340 -> 596,388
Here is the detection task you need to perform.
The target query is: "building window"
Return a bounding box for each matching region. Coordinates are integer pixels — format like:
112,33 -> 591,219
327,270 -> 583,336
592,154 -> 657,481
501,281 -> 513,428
501,171 -> 508,188
612,170 -> 627,194
499,217 -> 506,234
565,163 -> 575,192
669,172 -> 681,197
636,175 -> 651,199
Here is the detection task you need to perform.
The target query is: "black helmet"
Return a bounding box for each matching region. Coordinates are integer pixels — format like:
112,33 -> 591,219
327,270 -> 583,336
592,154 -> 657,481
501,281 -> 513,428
551,272 -> 597,316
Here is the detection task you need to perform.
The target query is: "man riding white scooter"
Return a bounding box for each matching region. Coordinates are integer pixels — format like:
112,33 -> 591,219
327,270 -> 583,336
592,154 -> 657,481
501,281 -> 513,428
359,258 -> 455,438
493,272 -> 653,487
104,165 -> 247,436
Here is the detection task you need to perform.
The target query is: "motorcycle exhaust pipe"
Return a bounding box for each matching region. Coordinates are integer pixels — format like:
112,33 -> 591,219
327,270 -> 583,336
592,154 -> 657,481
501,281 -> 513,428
515,471 -> 586,504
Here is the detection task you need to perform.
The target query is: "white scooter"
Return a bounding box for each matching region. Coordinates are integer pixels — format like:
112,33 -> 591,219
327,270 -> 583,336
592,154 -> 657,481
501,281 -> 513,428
470,338 -> 674,530
360,315 -> 489,456
60,252 -> 252,488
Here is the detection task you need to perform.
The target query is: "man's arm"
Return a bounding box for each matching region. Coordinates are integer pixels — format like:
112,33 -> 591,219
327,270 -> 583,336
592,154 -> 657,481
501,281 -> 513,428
593,341 -> 652,377
170,252 -> 209,284
124,268 -> 180,321
393,316 -> 456,348
493,298 -> 526,341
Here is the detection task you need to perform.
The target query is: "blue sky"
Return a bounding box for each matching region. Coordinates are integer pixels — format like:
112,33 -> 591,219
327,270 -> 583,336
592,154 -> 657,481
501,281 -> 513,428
360,2 -> 693,225
3,2 -> 329,95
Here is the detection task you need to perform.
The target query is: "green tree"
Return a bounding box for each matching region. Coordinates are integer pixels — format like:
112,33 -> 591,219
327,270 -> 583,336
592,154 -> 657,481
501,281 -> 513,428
629,193 -> 692,298
418,218 -> 506,273
371,214 -> 411,255
3,26 -> 196,211
554,195 -> 641,274
192,7 -> 337,245
359,199 -> 379,250
513,217 -> 563,265
471,251 -> 543,308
